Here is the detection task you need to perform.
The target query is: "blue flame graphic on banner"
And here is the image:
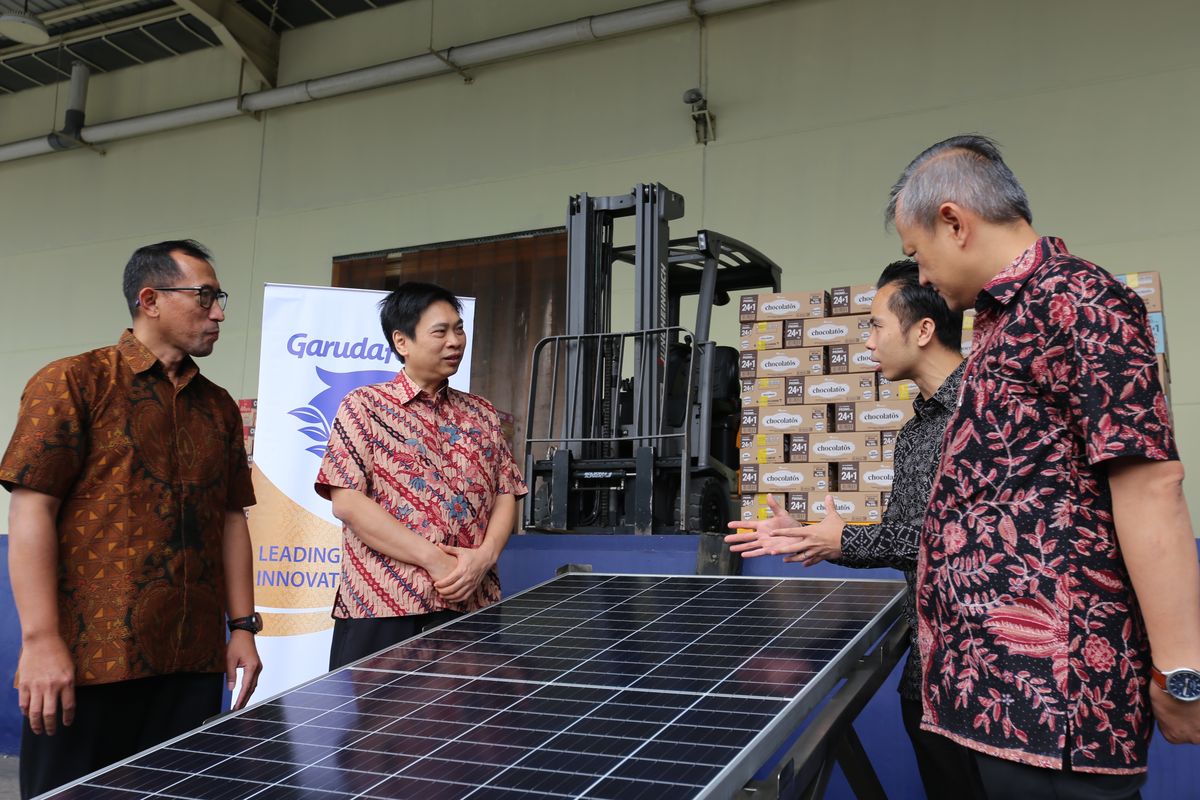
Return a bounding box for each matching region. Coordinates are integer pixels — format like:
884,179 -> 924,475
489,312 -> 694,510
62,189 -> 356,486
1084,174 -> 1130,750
288,366 -> 397,458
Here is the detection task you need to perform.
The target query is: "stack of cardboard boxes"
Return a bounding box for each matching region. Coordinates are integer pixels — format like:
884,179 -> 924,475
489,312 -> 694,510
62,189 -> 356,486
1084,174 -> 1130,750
738,271 -> 1169,530
738,286 -> 915,525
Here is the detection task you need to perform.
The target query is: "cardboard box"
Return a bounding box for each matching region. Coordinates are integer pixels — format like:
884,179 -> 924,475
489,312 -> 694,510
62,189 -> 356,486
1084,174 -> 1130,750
740,320 -> 785,351
238,397 -> 258,427
877,376 -> 921,401
741,463 -> 832,493
1149,311 -> 1166,355
831,284 -> 877,316
741,406 -> 827,435
743,291 -> 830,321
741,377 -> 787,407
788,491 -> 883,523
783,319 -> 805,349
789,374 -> 876,405
802,314 -> 872,347
1115,271 -> 1163,313
740,493 -> 787,522
739,350 -> 758,378
827,342 -> 876,374
960,309 -> 976,354
836,461 -> 894,491
832,400 -> 915,432
1156,354 -> 1170,387
756,347 -> 827,377
881,429 -> 898,462
789,432 -> 882,463
739,433 -> 786,464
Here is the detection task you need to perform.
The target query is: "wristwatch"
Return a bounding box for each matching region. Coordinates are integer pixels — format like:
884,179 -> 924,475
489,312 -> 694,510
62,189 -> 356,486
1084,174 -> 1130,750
227,612 -> 264,635
1150,664 -> 1200,702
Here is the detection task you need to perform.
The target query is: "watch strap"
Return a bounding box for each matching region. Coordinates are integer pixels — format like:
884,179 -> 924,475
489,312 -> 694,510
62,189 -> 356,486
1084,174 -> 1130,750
1150,664 -> 1167,691
227,612 -> 262,634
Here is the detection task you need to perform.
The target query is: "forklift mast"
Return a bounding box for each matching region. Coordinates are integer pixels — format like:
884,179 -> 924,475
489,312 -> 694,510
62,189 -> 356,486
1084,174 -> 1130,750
525,183 -> 781,542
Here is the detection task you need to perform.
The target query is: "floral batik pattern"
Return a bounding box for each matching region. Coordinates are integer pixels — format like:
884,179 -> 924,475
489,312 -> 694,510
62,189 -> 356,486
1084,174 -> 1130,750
916,238 -> 1176,774
316,370 -> 527,619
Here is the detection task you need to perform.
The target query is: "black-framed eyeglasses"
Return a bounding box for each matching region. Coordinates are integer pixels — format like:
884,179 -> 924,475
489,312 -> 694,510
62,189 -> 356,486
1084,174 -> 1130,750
153,285 -> 229,311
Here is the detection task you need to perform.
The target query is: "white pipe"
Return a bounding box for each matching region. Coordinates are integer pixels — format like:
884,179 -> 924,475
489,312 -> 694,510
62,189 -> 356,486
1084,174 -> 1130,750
0,0 -> 779,163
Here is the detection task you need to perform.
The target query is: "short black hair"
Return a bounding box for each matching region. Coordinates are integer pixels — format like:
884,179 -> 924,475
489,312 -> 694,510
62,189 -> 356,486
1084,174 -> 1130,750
379,281 -> 463,362
122,239 -> 213,317
876,259 -> 963,352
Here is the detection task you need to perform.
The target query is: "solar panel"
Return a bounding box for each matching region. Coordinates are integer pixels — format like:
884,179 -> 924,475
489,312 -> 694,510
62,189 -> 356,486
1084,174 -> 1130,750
46,574 -> 903,800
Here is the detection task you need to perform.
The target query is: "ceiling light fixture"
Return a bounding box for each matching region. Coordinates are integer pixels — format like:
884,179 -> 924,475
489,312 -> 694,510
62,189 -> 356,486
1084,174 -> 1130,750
0,0 -> 50,46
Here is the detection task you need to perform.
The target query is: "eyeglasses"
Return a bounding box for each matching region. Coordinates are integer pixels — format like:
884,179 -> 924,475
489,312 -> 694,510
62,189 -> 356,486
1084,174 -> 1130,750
152,285 -> 229,311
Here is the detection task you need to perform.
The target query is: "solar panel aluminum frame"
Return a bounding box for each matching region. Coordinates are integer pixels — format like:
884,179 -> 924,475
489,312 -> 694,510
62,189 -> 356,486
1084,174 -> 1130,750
685,576 -> 904,799
44,573 -> 906,800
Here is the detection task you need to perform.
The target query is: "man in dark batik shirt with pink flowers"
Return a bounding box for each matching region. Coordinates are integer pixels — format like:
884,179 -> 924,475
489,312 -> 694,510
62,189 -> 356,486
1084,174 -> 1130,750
886,135 -> 1200,799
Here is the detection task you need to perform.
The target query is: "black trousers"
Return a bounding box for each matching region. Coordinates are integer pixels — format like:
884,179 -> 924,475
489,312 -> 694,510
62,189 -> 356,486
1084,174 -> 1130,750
20,671 -> 223,799
901,696 -> 985,799
328,610 -> 462,671
971,749 -> 1145,800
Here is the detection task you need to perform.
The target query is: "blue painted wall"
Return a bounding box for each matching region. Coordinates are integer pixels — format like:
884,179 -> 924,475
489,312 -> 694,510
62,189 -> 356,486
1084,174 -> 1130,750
0,533 -> 1196,799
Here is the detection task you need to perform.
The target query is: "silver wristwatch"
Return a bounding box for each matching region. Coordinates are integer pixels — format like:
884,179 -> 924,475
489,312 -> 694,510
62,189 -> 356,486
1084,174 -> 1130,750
1151,664 -> 1200,702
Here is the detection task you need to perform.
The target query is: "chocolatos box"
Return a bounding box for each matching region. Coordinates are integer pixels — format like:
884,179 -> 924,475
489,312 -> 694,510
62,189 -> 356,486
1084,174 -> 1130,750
789,432 -> 882,463
802,315 -> 872,347
756,347 -> 827,377
740,320 -> 785,351
741,406 -> 827,435
835,461 -> 894,491
743,291 -> 831,321
788,375 -> 876,405
832,400 -> 915,432
830,284 -> 877,316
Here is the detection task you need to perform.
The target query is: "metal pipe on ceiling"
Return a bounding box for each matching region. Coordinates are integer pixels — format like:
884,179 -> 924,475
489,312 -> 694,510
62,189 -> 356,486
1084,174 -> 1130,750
0,0 -> 779,163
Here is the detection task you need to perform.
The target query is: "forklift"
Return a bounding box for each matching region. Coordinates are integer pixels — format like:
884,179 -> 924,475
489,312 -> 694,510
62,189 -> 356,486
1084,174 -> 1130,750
523,183 -> 782,570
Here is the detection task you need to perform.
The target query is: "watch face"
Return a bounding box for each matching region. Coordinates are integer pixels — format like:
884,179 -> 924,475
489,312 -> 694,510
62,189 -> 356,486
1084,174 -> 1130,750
1166,669 -> 1200,701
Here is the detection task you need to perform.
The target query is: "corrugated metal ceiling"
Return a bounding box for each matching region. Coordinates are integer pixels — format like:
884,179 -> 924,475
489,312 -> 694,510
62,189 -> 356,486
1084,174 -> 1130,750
0,0 -> 407,94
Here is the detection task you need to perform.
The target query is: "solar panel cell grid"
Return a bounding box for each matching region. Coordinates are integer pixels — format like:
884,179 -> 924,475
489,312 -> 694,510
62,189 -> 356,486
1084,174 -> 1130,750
50,574 -> 902,799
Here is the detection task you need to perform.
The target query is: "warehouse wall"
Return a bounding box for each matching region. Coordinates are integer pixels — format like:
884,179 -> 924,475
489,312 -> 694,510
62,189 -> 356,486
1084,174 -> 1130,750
1,0 -> 1198,544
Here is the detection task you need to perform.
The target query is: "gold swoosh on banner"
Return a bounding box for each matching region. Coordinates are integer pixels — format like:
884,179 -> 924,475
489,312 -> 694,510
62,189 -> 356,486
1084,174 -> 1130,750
248,466 -> 340,636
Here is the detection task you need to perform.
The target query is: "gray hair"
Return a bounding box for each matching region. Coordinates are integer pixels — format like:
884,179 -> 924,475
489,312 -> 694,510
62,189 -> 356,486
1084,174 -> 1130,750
886,134 -> 1032,230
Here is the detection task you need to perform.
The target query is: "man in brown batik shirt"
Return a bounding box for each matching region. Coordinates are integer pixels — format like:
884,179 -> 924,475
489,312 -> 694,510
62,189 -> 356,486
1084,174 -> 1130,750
1,240 -> 262,798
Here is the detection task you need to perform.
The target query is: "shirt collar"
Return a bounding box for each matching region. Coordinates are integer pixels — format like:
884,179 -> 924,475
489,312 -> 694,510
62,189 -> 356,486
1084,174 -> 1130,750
914,360 -> 966,417
117,329 -> 198,382
979,236 -> 1069,309
392,368 -> 449,405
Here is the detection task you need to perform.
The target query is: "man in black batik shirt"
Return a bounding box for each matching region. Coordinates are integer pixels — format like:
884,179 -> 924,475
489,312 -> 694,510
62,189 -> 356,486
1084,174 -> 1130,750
727,260 -> 974,800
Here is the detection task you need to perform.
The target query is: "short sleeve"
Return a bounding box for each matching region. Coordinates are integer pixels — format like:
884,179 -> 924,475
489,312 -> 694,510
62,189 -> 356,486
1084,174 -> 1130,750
0,360 -> 88,497
486,411 -> 527,498
315,390 -> 374,500
1063,273 -> 1176,466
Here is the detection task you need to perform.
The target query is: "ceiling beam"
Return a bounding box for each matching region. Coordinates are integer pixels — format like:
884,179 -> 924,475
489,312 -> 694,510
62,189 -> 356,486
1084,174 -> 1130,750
172,0 -> 278,87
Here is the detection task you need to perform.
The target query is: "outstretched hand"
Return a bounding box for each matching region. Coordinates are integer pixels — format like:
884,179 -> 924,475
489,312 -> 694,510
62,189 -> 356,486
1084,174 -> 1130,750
724,493 -> 845,566
725,495 -> 800,557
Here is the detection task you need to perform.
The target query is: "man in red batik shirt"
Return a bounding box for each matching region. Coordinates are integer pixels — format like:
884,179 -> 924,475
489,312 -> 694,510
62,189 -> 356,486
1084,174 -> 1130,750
315,282 -> 526,670
885,134 -> 1200,799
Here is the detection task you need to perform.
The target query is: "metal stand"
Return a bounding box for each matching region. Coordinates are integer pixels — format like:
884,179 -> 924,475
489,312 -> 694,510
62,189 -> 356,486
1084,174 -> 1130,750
739,619 -> 911,800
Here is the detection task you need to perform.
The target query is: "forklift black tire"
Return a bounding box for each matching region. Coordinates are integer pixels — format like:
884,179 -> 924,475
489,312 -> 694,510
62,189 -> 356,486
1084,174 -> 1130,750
686,476 -> 730,533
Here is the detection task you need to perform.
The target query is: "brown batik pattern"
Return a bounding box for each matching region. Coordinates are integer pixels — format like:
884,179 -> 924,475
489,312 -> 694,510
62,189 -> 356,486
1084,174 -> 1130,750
0,330 -> 255,685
